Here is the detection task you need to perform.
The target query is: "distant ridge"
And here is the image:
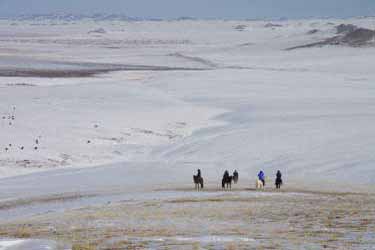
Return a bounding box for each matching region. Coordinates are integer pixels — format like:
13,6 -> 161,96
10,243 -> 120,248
287,24 -> 375,50
0,13 -> 199,22
2,13 -> 143,22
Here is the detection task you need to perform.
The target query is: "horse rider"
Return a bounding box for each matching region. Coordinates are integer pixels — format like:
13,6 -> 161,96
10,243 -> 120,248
233,170 -> 239,182
258,170 -> 265,186
224,170 -> 229,179
275,170 -> 283,189
197,169 -> 201,178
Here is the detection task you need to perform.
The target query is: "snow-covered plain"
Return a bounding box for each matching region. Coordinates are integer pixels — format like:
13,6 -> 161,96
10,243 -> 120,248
1,18 -> 375,190
1,17 -> 375,249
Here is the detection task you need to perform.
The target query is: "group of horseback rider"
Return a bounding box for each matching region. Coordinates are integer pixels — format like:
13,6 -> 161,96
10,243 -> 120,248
221,170 -> 239,189
258,170 -> 283,189
194,169 -> 283,189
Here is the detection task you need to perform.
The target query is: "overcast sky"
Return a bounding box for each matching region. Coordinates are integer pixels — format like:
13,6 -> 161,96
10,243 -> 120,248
0,0 -> 375,19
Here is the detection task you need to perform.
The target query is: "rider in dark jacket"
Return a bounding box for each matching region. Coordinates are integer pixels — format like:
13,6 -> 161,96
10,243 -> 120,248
224,170 -> 229,179
275,170 -> 283,189
276,170 -> 282,179
233,170 -> 239,183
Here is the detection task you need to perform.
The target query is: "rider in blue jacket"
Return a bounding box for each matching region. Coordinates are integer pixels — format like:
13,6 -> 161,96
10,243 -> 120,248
258,170 -> 265,186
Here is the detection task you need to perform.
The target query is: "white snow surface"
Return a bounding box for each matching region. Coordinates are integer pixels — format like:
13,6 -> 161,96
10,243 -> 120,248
0,18 -> 375,192
0,240 -> 25,249
0,239 -> 58,250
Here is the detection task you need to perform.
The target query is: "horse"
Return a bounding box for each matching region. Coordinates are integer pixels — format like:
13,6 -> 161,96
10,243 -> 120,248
222,174 -> 233,190
275,177 -> 283,189
233,170 -> 239,184
193,175 -> 204,190
255,179 -> 264,189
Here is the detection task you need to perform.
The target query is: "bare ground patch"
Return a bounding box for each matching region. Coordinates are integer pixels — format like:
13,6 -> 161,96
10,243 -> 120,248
0,193 -> 98,211
0,64 -> 207,78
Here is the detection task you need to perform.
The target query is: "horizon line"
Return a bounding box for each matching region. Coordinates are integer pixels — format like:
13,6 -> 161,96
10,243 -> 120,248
1,12 -> 374,22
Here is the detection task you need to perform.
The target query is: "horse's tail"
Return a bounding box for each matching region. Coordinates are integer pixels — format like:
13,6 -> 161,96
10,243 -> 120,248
222,179 -> 225,188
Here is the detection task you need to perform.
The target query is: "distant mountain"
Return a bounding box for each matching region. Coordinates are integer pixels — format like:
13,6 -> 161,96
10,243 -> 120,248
0,14 -> 201,22
176,16 -> 198,21
7,13 -> 142,22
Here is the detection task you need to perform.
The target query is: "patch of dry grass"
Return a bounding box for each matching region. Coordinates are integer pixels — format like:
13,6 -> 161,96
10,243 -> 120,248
0,190 -> 373,249
72,243 -> 97,250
